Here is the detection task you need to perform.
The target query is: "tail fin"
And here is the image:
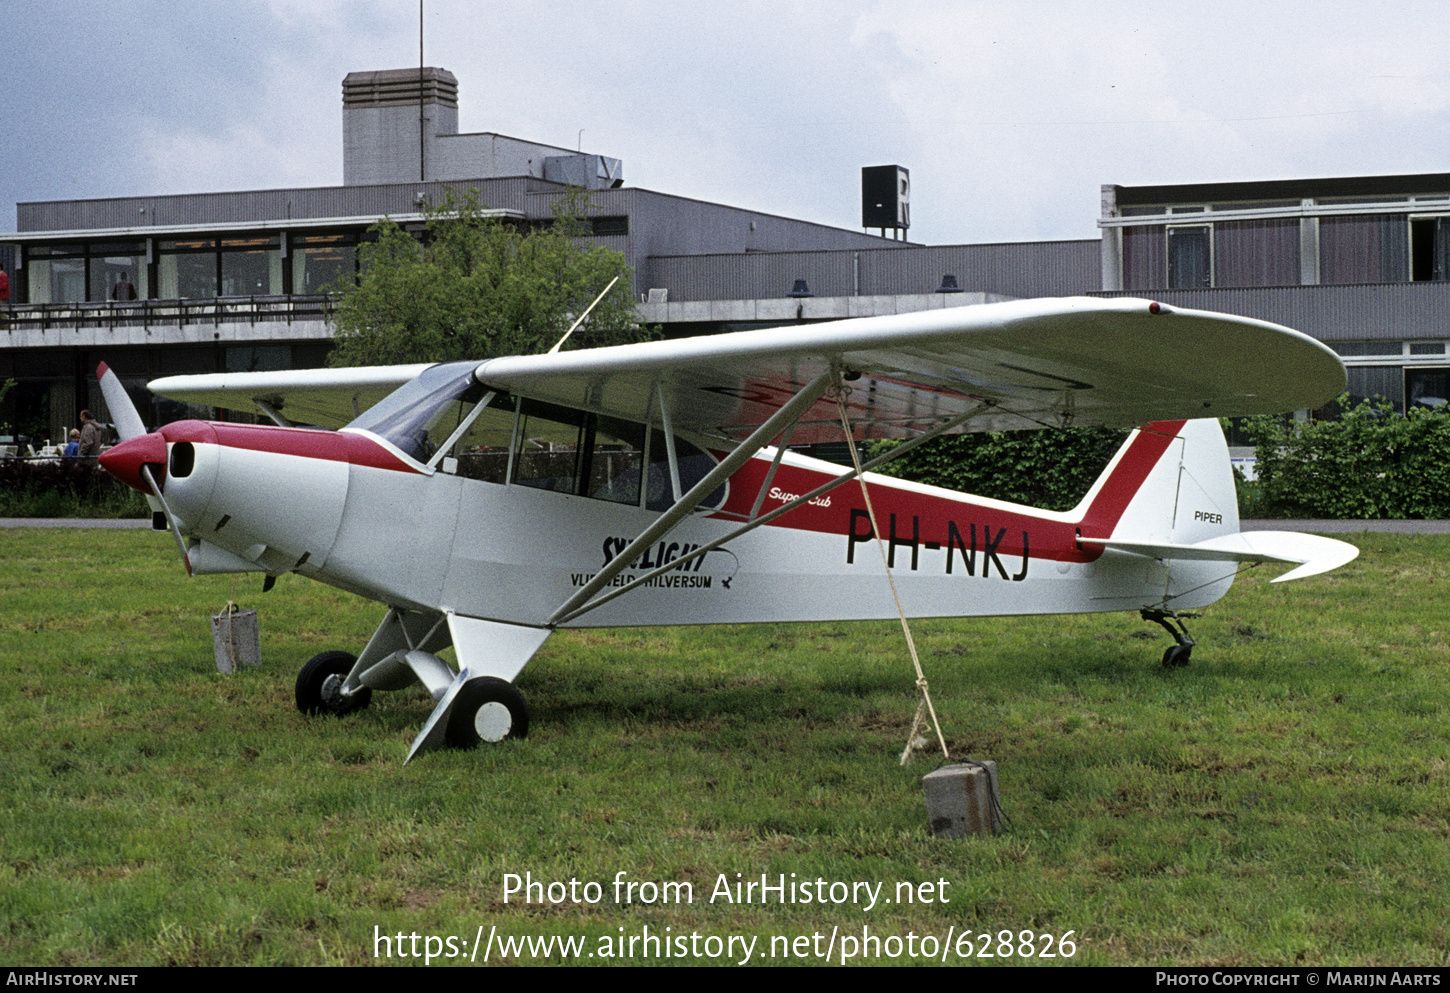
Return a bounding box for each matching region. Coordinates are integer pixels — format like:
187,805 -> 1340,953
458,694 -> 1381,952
1076,418 -> 1357,594
1075,418 -> 1237,546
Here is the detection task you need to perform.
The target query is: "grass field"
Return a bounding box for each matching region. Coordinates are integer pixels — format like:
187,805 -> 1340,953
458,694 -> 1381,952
1,528 -> 1447,967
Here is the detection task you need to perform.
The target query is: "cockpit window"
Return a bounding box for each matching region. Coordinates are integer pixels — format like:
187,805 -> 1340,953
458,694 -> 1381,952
441,395 -> 516,484
348,364 -> 724,511
513,399 -> 645,506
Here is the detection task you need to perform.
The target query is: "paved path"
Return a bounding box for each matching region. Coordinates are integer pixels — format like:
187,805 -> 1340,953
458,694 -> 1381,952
0,518 -> 151,528
1241,519 -> 1450,534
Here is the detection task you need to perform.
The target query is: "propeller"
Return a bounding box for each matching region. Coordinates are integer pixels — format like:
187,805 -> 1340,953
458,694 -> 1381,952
96,364 -> 193,575
96,362 -> 146,441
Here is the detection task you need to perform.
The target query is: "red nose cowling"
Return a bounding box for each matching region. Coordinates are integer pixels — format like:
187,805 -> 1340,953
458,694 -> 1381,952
98,432 -> 167,494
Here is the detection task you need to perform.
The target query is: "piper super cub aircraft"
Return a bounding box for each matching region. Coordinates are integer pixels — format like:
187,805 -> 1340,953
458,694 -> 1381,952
98,297 -> 1358,761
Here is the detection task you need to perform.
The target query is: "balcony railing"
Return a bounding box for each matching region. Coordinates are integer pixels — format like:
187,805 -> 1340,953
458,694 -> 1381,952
2,294 -> 334,332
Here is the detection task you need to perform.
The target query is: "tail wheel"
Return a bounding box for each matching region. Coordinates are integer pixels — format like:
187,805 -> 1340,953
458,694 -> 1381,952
296,651 -> 371,716
1161,644 -> 1192,668
445,677 -> 528,747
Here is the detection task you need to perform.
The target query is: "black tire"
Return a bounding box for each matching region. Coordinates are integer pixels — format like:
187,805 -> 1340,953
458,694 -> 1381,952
1161,644 -> 1192,668
445,677 -> 528,747
296,651 -> 371,716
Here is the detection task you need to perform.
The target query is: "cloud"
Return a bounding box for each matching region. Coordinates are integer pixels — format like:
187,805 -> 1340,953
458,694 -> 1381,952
6,0 -> 1450,242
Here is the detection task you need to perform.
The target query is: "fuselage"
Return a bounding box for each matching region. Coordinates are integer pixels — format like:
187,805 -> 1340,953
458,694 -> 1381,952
101,413 -> 1239,629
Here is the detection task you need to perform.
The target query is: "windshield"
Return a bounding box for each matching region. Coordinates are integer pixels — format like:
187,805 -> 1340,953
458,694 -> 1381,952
346,361 -> 485,463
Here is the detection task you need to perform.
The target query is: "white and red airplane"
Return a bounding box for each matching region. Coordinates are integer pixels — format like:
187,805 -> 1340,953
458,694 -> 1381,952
97,297 -> 1358,761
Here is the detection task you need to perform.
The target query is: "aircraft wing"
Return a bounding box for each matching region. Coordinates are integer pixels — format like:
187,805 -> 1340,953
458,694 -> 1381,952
149,364 -> 432,429
147,298 -> 1344,441
473,297 -> 1346,442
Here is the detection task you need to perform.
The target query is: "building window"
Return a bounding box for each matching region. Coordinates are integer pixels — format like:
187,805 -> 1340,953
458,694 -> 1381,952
158,236 -> 283,298
89,241 -> 148,301
1320,215 -> 1408,284
226,345 -> 291,373
290,233 -> 357,294
1345,366 -> 1403,412
1409,217 -> 1450,281
219,237 -> 282,296
159,239 -> 219,298
1167,226 -> 1211,289
590,216 -> 629,237
24,241 -> 152,303
1406,368 -> 1450,411
27,256 -> 85,303
1331,340 -> 1403,356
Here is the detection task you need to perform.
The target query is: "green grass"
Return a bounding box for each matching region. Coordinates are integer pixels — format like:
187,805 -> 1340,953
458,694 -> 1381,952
1,530 -> 1447,966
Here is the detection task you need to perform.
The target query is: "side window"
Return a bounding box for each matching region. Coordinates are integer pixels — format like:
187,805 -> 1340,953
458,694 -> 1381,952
645,434 -> 725,512
587,416 -> 645,505
440,394 -> 516,484
514,402 -> 585,494
503,399 -> 722,511
511,402 -> 644,505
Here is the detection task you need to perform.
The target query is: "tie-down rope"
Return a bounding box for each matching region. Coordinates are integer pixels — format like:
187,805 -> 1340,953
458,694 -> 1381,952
831,382 -> 950,765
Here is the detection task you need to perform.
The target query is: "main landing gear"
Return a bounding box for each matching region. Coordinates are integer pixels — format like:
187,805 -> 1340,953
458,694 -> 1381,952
1140,608 -> 1199,668
292,609 -> 549,761
293,651 -> 529,746
446,677 -> 529,746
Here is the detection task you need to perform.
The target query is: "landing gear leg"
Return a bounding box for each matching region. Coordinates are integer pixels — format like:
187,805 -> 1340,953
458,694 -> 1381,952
403,617 -> 552,763
1140,608 -> 1200,668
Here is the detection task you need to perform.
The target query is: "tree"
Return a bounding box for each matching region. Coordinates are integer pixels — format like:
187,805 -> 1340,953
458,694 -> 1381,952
328,189 -> 649,366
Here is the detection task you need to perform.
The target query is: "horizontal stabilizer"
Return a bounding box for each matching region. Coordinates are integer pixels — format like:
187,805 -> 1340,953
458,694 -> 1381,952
1084,531 -> 1360,583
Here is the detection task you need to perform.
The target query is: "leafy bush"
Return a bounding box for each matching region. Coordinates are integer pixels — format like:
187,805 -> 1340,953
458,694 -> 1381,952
0,458 -> 149,518
866,426 -> 1129,512
1244,399 -> 1450,519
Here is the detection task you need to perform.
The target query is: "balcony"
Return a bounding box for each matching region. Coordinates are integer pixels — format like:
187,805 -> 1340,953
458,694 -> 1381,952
1,294 -> 336,349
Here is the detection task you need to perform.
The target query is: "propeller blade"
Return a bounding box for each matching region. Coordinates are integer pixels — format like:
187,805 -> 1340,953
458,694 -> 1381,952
140,463 -> 193,576
96,362 -> 147,441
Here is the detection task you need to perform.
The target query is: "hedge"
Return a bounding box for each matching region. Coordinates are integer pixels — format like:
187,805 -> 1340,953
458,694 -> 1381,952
865,426 -> 1130,512
0,458 -> 149,518
1242,401 -> 1450,519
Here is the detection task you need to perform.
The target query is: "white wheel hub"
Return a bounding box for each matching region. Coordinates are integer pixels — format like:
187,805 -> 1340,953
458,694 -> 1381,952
473,701 -> 513,742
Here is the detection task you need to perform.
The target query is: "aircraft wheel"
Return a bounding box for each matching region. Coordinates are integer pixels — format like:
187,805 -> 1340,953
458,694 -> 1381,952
296,651 -> 371,716
1161,645 -> 1192,668
446,677 -> 528,747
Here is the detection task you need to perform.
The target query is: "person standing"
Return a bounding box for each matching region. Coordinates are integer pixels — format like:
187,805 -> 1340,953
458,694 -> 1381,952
112,272 -> 137,301
78,410 -> 104,458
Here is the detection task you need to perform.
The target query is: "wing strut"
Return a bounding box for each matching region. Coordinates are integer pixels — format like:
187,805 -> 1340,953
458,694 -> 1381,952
254,400 -> 294,428
545,369 -> 838,626
548,395 -> 993,626
655,381 -> 684,503
747,426 -> 793,521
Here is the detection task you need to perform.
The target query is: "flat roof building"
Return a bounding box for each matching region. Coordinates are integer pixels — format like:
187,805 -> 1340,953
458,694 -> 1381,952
3,65 -> 1447,449
1096,175 -> 1450,412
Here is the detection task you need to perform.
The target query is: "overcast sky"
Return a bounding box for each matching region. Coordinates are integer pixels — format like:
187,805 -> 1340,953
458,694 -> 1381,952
4,0 -> 1448,246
